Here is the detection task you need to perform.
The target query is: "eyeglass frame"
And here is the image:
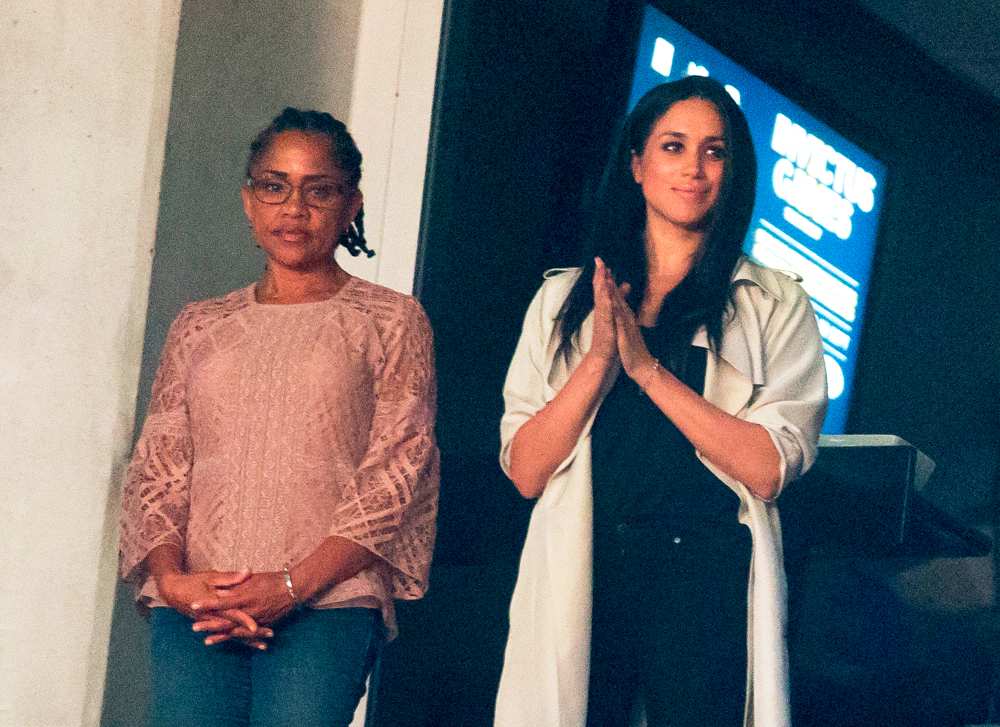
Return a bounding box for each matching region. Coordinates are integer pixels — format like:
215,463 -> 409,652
244,175 -> 356,210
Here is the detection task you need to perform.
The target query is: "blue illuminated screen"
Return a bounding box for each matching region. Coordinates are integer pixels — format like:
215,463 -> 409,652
629,5 -> 887,433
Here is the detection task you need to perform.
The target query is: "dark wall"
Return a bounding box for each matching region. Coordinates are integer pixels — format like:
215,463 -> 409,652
373,0 -> 1000,724
417,0 -> 634,567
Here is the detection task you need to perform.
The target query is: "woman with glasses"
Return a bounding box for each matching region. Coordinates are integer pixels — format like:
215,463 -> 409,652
495,77 -> 827,726
119,108 -> 439,727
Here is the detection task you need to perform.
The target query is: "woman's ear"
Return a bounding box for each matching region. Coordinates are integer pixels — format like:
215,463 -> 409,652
240,183 -> 255,225
347,189 -> 364,226
630,152 -> 643,184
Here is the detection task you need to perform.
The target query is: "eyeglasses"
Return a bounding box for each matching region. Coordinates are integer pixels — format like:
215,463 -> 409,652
246,176 -> 352,210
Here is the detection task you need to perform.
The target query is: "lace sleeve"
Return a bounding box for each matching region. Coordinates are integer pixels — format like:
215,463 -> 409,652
329,298 -> 440,599
118,311 -> 194,584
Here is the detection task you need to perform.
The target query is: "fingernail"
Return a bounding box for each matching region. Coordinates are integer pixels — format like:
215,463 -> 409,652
190,603 -> 201,611
192,624 -> 202,632
257,643 -> 267,651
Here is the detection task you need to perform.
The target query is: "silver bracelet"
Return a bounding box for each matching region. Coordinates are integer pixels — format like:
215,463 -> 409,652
281,566 -> 299,605
637,358 -> 662,394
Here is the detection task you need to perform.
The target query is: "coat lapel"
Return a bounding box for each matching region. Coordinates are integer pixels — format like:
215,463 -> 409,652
691,297 -> 764,417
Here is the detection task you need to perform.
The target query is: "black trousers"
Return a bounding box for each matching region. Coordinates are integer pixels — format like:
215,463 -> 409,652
586,521 -> 752,727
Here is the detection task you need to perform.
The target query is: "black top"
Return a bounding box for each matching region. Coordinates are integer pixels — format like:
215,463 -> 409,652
591,330 -> 740,535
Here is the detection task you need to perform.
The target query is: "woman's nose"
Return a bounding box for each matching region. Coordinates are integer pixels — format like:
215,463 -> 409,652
682,152 -> 706,177
282,186 -> 308,214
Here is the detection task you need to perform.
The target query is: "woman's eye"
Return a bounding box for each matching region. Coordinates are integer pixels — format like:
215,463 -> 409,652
263,181 -> 287,194
706,147 -> 728,160
306,184 -> 339,201
661,141 -> 682,153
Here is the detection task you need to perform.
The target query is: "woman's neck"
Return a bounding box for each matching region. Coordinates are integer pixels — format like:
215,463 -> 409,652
638,222 -> 705,326
255,261 -> 349,304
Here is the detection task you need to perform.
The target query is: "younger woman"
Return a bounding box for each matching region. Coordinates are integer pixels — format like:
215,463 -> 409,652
495,77 -> 827,727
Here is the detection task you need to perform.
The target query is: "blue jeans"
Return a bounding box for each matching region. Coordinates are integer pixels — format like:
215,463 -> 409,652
149,606 -> 383,727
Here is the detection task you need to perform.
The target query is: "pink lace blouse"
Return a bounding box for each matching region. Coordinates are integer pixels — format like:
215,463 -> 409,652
119,277 -> 439,636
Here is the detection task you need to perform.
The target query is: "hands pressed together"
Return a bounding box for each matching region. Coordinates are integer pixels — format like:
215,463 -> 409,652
156,569 -> 299,651
591,257 -> 658,385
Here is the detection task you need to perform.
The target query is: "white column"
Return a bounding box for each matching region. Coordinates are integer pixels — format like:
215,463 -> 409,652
343,2 -> 445,723
0,3 -> 181,726
339,0 -> 446,294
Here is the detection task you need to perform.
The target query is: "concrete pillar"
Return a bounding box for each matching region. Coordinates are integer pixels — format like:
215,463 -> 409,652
0,2 -> 182,725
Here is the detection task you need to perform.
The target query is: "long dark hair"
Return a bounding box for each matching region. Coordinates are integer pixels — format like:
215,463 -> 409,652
557,76 -> 756,367
246,107 -> 374,258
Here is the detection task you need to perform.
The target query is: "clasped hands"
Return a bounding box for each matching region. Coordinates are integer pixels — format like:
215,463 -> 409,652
156,569 -> 299,651
590,257 -> 658,384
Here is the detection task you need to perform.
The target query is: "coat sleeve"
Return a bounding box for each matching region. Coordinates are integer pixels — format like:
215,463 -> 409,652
499,271 -> 594,505
118,309 -> 195,584
744,283 -> 828,495
499,282 -> 552,479
328,298 -> 440,600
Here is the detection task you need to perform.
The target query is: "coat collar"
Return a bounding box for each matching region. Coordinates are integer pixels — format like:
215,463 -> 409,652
692,257 -> 783,388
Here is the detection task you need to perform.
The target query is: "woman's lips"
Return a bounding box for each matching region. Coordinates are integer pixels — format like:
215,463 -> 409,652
672,186 -> 707,198
274,228 -> 308,242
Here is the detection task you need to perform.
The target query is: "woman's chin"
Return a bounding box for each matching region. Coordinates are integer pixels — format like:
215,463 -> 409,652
262,248 -> 335,272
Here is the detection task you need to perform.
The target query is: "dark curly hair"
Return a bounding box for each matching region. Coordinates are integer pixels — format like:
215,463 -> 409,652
557,76 -> 757,368
246,107 -> 374,258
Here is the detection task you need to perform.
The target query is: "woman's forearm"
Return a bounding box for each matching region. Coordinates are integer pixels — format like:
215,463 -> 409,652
508,352 -> 614,499
289,536 -> 377,603
634,361 -> 782,500
143,543 -> 185,579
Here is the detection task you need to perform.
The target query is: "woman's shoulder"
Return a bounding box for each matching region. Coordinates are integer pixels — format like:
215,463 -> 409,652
170,286 -> 252,335
731,257 -> 810,307
342,276 -> 430,329
533,267 -> 582,314
343,275 -> 424,313
541,266 -> 583,287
